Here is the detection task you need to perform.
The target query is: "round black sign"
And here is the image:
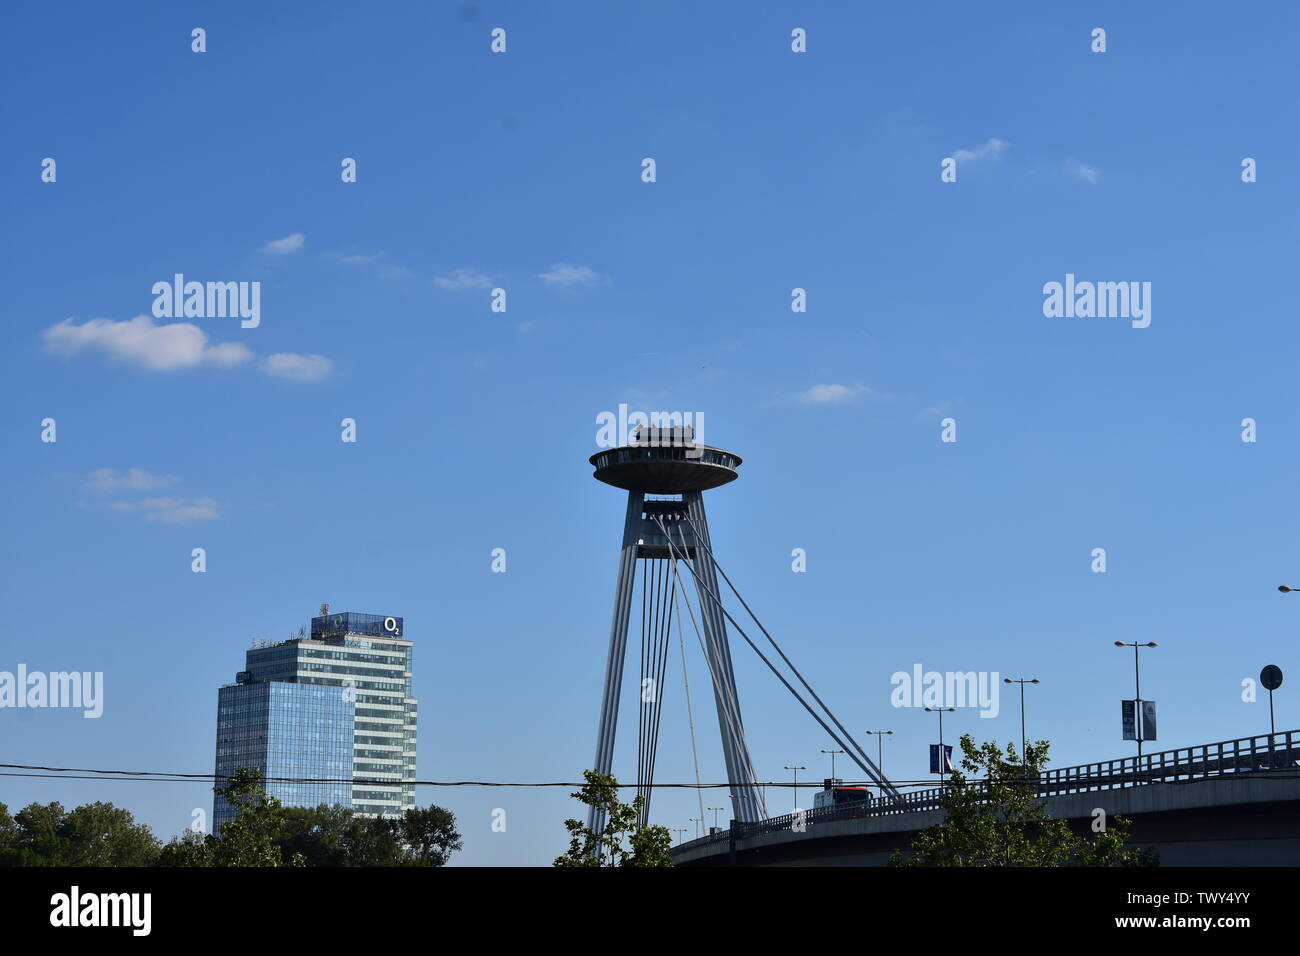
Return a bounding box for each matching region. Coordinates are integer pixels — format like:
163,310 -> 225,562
1260,665 -> 1284,691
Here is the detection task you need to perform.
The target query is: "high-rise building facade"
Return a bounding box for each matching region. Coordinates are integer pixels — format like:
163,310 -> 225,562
214,610 -> 417,831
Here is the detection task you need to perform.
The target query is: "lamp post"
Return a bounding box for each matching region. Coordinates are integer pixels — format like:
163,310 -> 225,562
1115,641 -> 1158,760
820,748 -> 845,782
1002,677 -> 1040,766
689,817 -> 703,839
707,807 -> 724,831
924,707 -> 956,791
864,730 -> 894,781
783,765 -> 806,812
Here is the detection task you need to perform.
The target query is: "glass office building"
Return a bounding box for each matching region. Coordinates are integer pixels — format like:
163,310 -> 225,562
214,610 -> 417,831
214,682 -> 353,831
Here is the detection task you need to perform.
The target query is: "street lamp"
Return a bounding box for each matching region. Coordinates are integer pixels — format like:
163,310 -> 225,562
1115,641 -> 1158,760
1002,677 -> 1040,766
924,707 -> 956,791
670,827 -> 687,844
864,730 -> 894,780
689,817 -> 703,839
707,807 -> 725,831
783,765 -> 807,812
820,748 -> 845,781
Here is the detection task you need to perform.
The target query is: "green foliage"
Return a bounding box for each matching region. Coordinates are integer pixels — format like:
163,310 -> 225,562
2,768 -> 463,868
277,803 -> 463,867
553,770 -> 674,867
890,734 -> 1157,867
398,804 -> 464,866
0,799 -> 161,866
156,828 -> 215,867
209,768 -> 299,867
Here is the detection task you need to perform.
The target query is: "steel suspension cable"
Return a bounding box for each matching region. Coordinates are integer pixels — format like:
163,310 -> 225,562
655,517 -> 757,807
683,514 -> 898,799
655,514 -> 896,800
672,520 -> 768,817
670,568 -> 708,830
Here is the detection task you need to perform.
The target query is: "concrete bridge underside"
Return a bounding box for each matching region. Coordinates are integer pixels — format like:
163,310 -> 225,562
672,774 -> 1300,866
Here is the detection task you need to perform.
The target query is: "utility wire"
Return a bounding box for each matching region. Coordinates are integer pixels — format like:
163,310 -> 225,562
2,767 -> 1296,788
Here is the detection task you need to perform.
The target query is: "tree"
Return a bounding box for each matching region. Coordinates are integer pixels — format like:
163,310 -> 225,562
156,829 -> 215,867
891,734 -> 1157,867
11,802 -> 67,866
554,770 -> 674,867
0,800 -> 160,867
340,815 -> 404,866
279,804 -> 356,867
400,805 -> 462,867
236,800 -> 462,867
59,802 -> 160,866
209,768 -> 304,867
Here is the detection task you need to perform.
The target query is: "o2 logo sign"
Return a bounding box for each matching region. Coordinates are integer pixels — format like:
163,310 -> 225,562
384,616 -> 401,636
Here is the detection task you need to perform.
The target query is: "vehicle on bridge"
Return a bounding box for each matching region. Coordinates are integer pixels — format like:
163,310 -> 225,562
813,779 -> 873,818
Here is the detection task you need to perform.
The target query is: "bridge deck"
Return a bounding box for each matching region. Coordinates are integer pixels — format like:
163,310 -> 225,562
672,729 -> 1300,863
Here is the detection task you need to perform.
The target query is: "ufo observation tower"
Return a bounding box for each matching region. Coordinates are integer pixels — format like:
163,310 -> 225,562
588,424 -> 768,828
586,425 -> 900,842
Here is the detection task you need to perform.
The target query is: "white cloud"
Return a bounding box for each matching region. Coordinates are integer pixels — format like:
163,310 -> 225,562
797,384 -> 868,404
537,263 -> 606,287
953,137 -> 1008,163
86,468 -> 181,493
1065,158 -> 1100,184
339,252 -> 386,265
261,232 -> 305,254
108,497 -> 219,524
260,352 -> 333,382
434,267 -> 493,290
43,315 -> 254,372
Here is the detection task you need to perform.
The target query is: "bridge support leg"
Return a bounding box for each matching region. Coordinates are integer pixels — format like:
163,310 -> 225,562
685,491 -> 767,823
587,490 -> 644,848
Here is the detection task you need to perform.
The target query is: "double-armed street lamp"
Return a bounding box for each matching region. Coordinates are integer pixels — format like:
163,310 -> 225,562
1003,677 -> 1040,766
820,748 -> 845,781
864,730 -> 894,779
1115,641 -> 1158,759
783,765 -> 807,812
924,706 -> 956,790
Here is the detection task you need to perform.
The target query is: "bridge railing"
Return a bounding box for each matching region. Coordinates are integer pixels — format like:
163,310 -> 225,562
673,729 -> 1300,853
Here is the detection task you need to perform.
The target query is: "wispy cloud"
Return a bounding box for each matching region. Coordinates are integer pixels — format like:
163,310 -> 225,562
537,263 -> 607,287
434,267 -> 493,291
332,250 -> 411,280
338,251 -> 386,265
1065,158 -> 1100,184
953,137 -> 1008,163
797,384 -> 869,405
86,470 -> 219,524
260,353 -> 333,382
85,468 -> 180,493
108,497 -> 219,524
261,232 -> 305,254
43,316 -> 253,372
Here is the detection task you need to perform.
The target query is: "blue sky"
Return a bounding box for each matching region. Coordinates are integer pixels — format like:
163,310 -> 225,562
3,1 -> 1300,865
